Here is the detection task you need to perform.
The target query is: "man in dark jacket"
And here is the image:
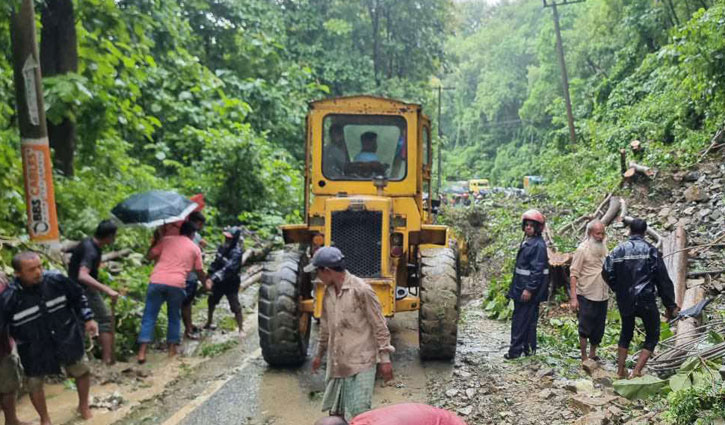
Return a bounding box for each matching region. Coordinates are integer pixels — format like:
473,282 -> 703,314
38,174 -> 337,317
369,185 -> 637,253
0,271 -> 28,425
204,227 -> 244,334
505,209 -> 549,359
602,218 -> 680,378
68,219 -> 119,365
0,252 -> 98,423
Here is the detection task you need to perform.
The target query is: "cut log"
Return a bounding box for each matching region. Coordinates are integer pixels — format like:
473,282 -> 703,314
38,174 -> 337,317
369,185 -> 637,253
675,286 -> 705,348
662,223 -> 688,308
629,162 -> 655,177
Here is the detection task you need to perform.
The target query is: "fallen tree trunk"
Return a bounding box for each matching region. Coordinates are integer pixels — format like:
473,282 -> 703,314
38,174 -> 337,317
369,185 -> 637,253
60,240 -> 80,252
686,268 -> 725,278
622,216 -> 662,248
241,242 -> 274,266
675,286 -> 705,348
239,270 -> 263,291
102,248 -> 132,262
600,196 -> 622,226
662,223 -> 688,308
699,126 -> 725,161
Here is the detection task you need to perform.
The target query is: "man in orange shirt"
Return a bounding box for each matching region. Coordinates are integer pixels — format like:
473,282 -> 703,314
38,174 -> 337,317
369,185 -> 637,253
314,403 -> 468,425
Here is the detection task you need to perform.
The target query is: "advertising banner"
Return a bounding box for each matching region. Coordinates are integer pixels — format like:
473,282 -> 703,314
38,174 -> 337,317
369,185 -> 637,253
21,137 -> 59,242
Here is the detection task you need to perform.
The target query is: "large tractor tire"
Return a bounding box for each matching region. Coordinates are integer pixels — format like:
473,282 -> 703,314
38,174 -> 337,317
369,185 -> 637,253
418,246 -> 461,360
258,249 -> 312,367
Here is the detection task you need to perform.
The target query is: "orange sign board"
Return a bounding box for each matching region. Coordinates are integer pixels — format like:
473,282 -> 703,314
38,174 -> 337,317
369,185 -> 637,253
21,137 -> 59,242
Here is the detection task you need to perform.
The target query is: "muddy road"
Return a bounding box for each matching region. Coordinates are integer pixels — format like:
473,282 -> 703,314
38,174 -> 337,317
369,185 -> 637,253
112,284 -> 455,425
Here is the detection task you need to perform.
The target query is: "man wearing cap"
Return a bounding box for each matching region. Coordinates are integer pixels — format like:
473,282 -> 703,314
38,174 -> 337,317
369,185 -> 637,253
505,209 -> 549,360
308,247 -> 395,419
204,227 -> 244,335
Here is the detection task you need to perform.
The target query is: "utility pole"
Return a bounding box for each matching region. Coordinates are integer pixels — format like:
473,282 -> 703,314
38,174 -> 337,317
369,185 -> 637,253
10,0 -> 60,243
436,85 -> 454,195
543,0 -> 583,144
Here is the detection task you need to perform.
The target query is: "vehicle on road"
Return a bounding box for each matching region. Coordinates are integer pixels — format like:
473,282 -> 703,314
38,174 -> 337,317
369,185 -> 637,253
468,178 -> 490,194
258,96 -> 462,366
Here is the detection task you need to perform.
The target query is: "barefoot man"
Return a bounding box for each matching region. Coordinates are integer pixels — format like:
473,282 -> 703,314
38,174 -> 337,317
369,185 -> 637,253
0,252 -> 98,423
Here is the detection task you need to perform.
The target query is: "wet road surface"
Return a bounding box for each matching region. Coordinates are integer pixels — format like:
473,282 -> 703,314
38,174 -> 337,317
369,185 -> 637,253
114,283 -> 453,425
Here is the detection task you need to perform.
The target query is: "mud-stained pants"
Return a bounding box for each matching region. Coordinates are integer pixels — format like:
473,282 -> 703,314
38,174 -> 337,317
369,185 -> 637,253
508,300 -> 540,357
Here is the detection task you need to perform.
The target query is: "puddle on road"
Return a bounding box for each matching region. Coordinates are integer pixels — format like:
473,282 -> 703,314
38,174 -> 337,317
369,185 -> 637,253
251,312 -> 449,424
12,353 -> 202,425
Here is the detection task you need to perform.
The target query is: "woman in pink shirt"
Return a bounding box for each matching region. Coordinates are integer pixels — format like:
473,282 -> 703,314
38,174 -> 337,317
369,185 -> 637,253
137,222 -> 205,363
315,403 -> 468,425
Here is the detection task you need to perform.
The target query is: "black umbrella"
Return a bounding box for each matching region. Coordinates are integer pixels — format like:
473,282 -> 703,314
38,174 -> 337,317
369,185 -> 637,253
111,190 -> 198,228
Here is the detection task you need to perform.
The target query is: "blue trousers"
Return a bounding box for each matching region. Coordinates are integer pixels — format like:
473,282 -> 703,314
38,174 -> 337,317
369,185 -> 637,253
508,300 -> 540,357
138,283 -> 186,344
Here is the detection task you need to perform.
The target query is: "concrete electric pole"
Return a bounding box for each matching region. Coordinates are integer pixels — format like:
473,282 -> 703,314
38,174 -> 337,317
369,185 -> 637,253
543,0 -> 583,144
10,0 -> 60,243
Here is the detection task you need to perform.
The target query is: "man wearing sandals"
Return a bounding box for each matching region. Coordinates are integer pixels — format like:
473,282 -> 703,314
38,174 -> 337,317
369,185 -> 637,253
602,218 -> 680,378
569,220 -> 609,363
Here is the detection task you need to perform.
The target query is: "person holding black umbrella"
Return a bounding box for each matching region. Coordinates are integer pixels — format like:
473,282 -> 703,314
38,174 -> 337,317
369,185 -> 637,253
137,221 -> 206,363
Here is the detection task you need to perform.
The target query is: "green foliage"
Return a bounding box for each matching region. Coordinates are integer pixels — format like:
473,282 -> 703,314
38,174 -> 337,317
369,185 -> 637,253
663,381 -> 725,425
483,271 -> 514,321
614,375 -> 670,400
442,0 -> 724,188
668,357 -> 722,392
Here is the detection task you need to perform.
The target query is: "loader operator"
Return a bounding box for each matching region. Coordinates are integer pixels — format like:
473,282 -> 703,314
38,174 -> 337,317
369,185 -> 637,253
309,246 -> 395,419
505,209 -> 549,360
353,132 -> 380,163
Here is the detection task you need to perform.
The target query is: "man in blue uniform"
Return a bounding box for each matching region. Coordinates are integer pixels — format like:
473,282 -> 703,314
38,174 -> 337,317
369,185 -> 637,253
505,209 -> 549,359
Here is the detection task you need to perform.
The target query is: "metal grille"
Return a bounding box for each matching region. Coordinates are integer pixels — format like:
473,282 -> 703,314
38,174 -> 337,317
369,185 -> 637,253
331,210 -> 382,277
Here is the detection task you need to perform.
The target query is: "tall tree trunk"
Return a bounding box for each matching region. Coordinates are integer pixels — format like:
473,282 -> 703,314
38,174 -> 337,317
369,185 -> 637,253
40,0 -> 77,177
366,0 -> 381,87
664,0 -> 680,26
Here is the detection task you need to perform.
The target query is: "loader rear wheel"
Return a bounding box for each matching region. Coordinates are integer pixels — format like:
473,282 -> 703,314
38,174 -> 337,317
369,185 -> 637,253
418,246 -> 460,360
258,249 -> 312,367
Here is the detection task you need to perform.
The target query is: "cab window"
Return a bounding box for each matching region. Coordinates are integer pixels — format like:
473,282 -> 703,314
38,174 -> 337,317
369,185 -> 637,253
322,114 -> 407,181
